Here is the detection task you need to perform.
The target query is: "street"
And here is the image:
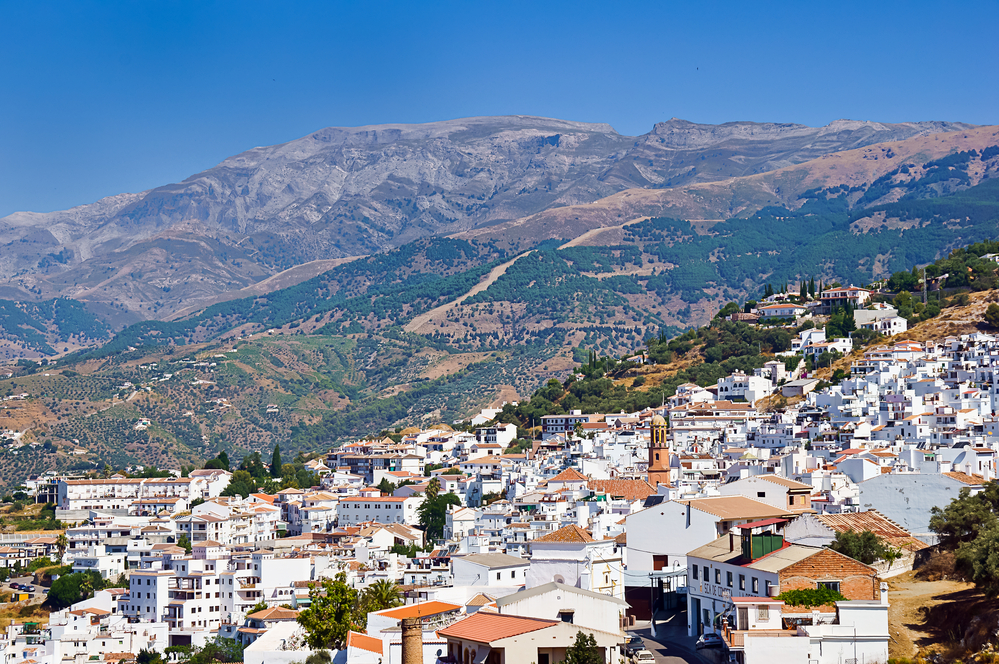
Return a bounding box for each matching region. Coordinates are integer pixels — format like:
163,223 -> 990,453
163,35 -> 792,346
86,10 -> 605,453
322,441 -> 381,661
626,610 -> 710,664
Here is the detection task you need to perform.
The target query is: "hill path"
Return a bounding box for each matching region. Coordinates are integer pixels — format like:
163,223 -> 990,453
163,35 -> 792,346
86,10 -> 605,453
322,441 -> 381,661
403,251 -> 534,333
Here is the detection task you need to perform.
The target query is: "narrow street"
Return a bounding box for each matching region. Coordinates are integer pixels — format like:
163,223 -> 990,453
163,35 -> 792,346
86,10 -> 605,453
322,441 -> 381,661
627,610 -> 711,664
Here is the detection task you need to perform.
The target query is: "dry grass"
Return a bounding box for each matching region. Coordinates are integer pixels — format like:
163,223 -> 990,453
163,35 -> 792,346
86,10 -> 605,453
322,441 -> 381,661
0,601 -> 51,631
887,570 -> 978,660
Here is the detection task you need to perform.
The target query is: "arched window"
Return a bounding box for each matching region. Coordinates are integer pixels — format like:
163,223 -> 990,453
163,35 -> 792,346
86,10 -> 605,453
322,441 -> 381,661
655,453 -> 660,461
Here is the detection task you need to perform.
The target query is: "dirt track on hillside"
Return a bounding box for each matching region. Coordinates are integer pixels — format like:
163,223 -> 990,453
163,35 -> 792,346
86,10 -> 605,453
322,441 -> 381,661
887,571 -> 975,659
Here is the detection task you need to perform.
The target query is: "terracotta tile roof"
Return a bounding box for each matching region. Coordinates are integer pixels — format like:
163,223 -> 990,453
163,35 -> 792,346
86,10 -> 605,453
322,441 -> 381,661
549,468 -> 587,482
456,553 -> 527,569
758,475 -> 812,491
534,524 -> 594,544
614,532 -> 627,545
247,606 -> 299,621
815,510 -> 928,551
943,471 -> 985,486
465,593 -> 495,607
379,601 -> 461,619
681,496 -> 791,520
438,612 -> 557,642
348,631 -> 383,655
587,479 -> 656,501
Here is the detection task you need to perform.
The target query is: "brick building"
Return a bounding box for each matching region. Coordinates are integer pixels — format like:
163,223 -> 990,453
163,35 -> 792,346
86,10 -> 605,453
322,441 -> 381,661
685,518 -> 877,637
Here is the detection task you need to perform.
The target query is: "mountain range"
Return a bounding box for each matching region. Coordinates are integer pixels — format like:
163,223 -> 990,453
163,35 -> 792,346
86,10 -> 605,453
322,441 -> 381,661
0,116 -> 975,325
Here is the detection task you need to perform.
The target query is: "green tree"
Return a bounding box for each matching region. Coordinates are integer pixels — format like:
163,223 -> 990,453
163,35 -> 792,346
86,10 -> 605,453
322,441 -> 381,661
564,631 -> 602,664
359,579 -> 403,615
221,470 -> 257,498
829,530 -> 886,565
46,571 -> 101,609
425,476 -> 440,501
929,486 -> 999,548
187,638 -> 244,664
271,444 -> 282,478
136,650 -> 164,664
177,534 -> 192,554
296,573 -> 360,650
986,303 -> 999,329
956,522 -> 999,596
418,488 -> 461,541
376,478 -> 396,495
304,653 -> 332,664
247,599 -> 269,615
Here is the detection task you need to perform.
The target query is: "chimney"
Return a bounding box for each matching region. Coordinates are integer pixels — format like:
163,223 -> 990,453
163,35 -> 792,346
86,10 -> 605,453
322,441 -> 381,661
402,617 -> 423,664
729,533 -> 735,552
880,581 -> 889,606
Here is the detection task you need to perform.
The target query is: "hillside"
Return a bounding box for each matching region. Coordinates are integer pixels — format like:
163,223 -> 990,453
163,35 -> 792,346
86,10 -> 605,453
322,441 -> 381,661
0,117 -> 971,322
3,237 -> 997,488
460,125 -> 999,251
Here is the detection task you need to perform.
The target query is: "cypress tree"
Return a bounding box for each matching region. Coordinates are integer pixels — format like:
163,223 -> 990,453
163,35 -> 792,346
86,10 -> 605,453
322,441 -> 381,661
271,444 -> 282,478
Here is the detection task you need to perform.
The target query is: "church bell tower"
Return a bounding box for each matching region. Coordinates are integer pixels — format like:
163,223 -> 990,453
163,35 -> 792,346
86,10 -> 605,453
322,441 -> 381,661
648,414 -> 672,487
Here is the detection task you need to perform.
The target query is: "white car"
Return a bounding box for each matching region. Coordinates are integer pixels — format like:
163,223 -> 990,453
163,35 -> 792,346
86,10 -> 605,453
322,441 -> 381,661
632,649 -> 656,664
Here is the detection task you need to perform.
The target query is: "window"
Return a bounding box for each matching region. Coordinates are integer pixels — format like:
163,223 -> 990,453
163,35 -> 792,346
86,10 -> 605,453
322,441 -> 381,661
652,555 -> 668,571
727,571 -> 733,587
496,572 -> 501,580
511,571 -> 516,578
752,578 -> 759,593
758,605 -> 770,621
757,491 -> 765,498
558,610 -> 574,623
820,581 -> 840,592
703,566 -> 709,581
764,580 -> 771,596
715,569 -> 721,584
692,566 -> 698,581
739,574 -> 745,591
788,496 -> 795,505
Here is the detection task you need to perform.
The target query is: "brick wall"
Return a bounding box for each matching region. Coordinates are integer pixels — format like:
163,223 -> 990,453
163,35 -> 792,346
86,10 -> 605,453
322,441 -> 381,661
778,548 -> 877,600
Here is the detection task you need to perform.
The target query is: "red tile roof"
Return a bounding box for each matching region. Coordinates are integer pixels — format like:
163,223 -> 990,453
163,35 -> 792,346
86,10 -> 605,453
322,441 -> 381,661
534,524 -> 594,544
944,471 -> 985,486
379,601 -> 461,619
550,468 -> 587,482
815,510 -> 928,551
348,631 -> 383,655
438,612 -> 557,642
587,479 -> 656,501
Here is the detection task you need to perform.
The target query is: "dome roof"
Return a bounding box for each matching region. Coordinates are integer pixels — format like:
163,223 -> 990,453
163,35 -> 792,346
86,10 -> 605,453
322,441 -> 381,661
651,414 -> 667,427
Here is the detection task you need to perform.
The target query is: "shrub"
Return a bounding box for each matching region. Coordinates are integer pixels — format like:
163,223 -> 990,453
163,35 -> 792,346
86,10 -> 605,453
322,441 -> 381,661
777,587 -> 846,607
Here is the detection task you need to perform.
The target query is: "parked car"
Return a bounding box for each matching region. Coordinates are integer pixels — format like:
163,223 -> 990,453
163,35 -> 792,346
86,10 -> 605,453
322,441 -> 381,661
632,650 -> 656,664
9,583 -> 20,590
695,633 -> 724,649
623,636 -> 645,656
25,585 -> 34,592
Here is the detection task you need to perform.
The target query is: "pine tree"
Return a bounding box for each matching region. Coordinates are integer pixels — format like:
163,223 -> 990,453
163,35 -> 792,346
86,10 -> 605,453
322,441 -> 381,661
808,277 -> 816,297
271,444 -> 282,478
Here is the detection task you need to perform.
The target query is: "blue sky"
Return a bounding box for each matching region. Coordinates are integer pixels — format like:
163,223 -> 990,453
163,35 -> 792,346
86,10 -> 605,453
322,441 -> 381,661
1,0 -> 997,217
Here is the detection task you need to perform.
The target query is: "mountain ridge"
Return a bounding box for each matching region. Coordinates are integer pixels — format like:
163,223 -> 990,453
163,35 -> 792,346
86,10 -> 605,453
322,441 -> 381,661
0,116 -> 975,323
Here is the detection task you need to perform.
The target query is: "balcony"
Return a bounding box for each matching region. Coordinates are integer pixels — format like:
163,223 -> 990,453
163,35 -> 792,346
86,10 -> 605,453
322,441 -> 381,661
721,625 -> 798,649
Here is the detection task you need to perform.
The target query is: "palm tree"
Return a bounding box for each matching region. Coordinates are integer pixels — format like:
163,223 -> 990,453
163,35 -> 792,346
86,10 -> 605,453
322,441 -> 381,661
55,534 -> 68,562
361,580 -> 402,614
